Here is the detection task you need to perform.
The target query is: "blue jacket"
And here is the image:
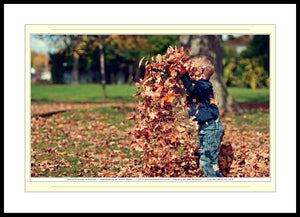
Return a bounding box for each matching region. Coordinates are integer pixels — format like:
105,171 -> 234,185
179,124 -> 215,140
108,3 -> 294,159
179,73 -> 219,124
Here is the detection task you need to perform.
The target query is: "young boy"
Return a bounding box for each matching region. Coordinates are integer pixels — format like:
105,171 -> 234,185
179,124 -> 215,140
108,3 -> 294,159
179,56 -> 224,177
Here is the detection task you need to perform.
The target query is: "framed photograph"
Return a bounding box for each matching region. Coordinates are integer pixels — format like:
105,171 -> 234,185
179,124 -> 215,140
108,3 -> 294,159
25,24 -> 276,192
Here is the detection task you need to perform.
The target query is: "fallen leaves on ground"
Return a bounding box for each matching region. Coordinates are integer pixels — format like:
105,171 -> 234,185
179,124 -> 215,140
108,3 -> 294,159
31,106 -> 143,178
31,103 -> 270,178
219,123 -> 270,177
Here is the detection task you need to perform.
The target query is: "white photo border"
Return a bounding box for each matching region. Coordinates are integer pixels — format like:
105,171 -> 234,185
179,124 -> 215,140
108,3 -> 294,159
4,4 -> 296,213
25,24 -> 275,192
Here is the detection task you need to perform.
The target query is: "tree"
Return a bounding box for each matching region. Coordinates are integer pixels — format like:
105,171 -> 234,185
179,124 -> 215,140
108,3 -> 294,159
178,35 -> 244,113
32,52 -> 50,72
33,35 -> 82,84
241,35 -> 269,72
69,35 -> 80,85
31,50 -> 38,67
222,35 -> 270,89
49,50 -> 72,84
98,35 -> 106,98
105,35 -> 152,84
143,35 -> 179,56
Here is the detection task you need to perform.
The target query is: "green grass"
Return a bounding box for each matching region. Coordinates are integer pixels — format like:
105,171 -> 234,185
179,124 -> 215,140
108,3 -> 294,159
31,103 -> 269,177
227,87 -> 269,103
31,106 -> 142,177
31,84 -> 137,103
222,109 -> 269,133
31,84 -> 269,103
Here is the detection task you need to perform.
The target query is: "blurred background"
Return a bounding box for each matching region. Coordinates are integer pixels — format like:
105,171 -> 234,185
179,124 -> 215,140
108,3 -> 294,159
30,34 -> 269,111
31,34 -> 269,88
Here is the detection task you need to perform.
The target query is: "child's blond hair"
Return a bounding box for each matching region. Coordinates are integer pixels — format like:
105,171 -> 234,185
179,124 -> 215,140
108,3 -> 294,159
191,56 -> 214,80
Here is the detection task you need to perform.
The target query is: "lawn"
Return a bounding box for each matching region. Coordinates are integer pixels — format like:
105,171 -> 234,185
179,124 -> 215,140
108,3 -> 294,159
31,105 -> 270,178
227,87 -> 269,103
31,84 -> 269,103
30,84 -> 270,178
31,106 -> 142,177
31,84 -> 137,103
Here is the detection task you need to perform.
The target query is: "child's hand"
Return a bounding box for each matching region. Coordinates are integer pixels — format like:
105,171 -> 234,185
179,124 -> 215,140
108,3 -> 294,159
179,69 -> 187,75
178,64 -> 187,75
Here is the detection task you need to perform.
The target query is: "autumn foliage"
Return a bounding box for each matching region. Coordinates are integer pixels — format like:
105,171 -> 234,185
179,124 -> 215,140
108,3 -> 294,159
129,46 -> 207,177
30,46 -> 270,179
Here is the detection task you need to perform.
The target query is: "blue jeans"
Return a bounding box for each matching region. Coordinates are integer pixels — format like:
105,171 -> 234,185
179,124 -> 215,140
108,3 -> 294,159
196,118 -> 224,177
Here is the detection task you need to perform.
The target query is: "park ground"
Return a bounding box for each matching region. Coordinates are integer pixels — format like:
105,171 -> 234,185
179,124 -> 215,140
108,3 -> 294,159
31,84 -> 270,178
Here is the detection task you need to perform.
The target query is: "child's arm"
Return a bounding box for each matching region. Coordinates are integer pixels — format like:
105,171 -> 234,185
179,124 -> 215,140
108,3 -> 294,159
179,73 -> 211,97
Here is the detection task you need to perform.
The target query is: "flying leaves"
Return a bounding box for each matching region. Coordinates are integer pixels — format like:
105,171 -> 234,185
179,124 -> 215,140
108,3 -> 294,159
128,46 -> 270,178
128,46 -> 205,177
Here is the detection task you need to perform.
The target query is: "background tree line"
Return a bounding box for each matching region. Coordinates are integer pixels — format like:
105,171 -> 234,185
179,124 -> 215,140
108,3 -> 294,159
31,34 -> 269,112
35,35 -> 177,85
32,35 -> 269,89
223,35 -> 269,89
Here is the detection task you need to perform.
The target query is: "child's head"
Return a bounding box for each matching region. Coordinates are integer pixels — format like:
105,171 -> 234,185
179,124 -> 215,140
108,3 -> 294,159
200,56 -> 214,79
191,56 -> 214,80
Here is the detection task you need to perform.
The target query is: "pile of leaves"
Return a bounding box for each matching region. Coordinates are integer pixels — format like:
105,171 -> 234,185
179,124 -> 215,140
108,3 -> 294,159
218,122 -> 270,178
129,46 -> 207,177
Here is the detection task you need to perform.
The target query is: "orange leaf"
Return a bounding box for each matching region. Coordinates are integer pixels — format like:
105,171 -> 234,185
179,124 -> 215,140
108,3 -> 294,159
142,74 -> 150,83
169,162 -> 176,167
170,135 -> 177,143
257,161 -> 267,171
55,124 -> 63,128
162,93 -> 175,103
154,86 -> 163,96
170,70 -> 177,77
179,46 -> 184,54
249,170 -> 256,177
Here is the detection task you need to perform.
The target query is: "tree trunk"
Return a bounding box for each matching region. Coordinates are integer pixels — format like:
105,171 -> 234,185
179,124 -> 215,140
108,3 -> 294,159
127,63 -> 134,84
178,35 -> 244,113
70,35 -> 80,85
72,54 -> 79,85
134,62 -> 140,83
98,35 -> 106,99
